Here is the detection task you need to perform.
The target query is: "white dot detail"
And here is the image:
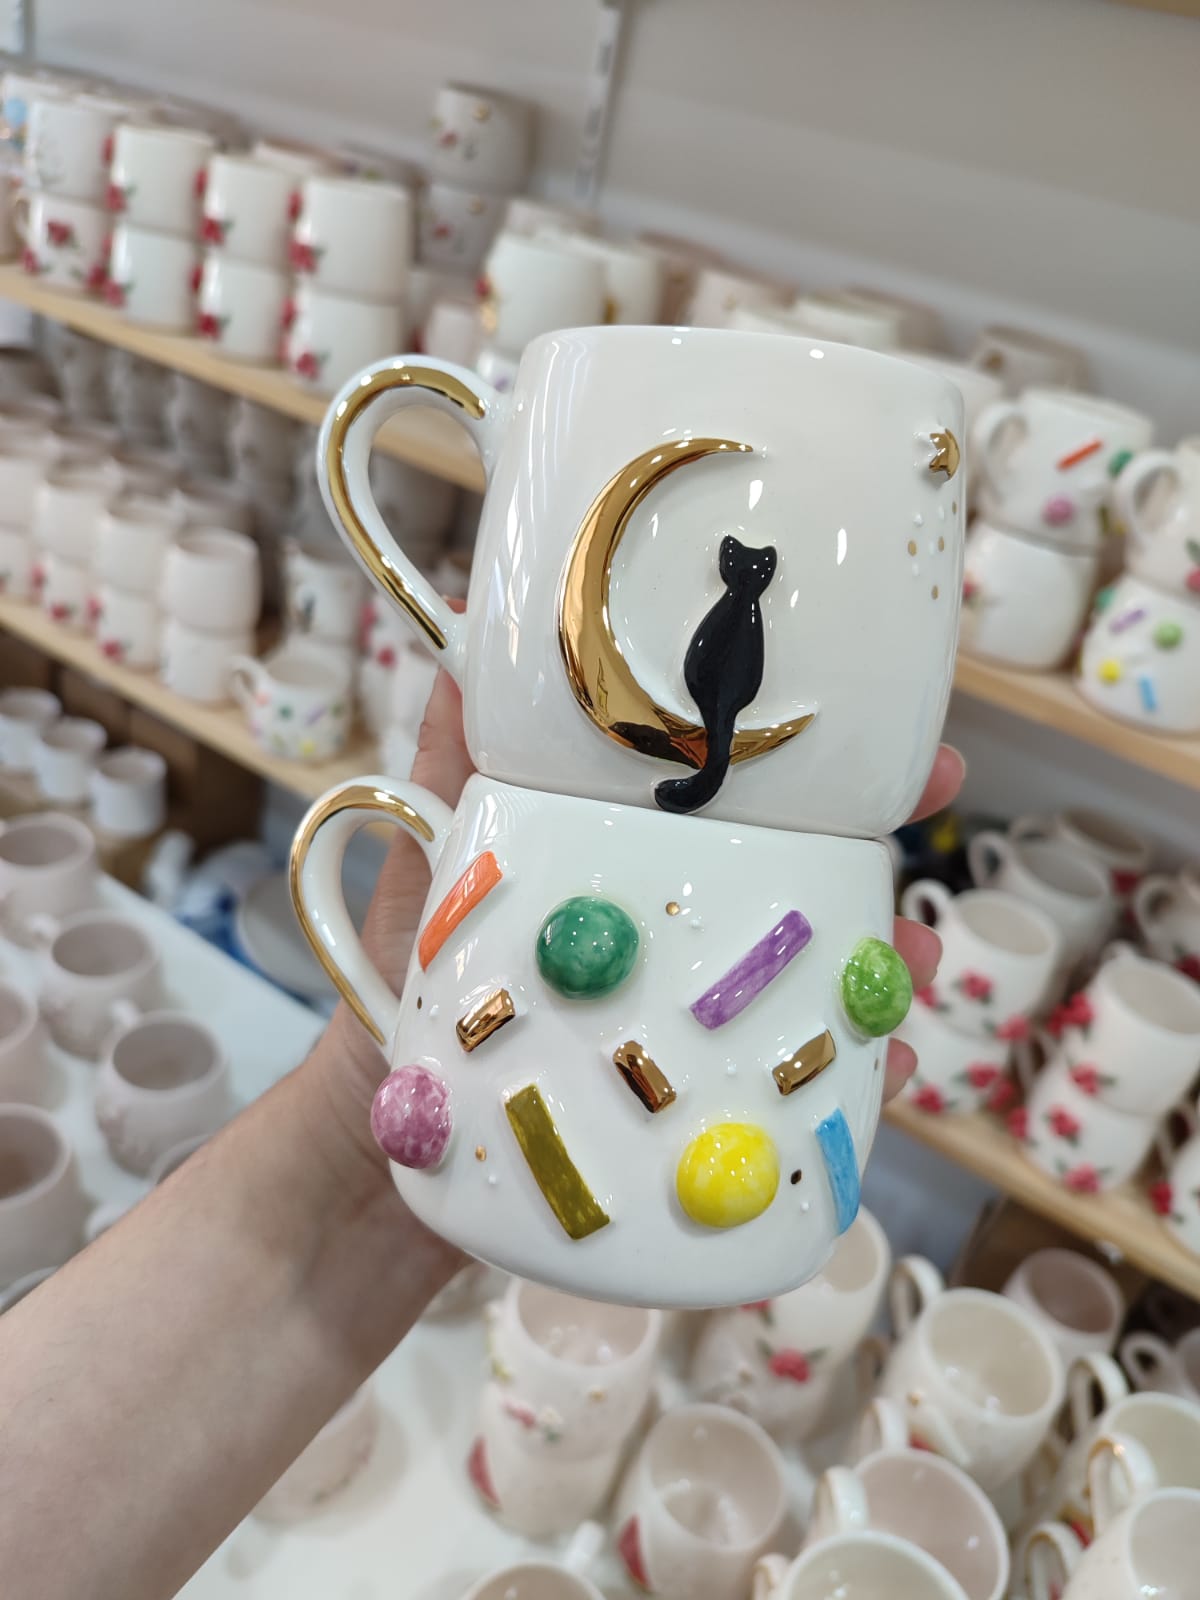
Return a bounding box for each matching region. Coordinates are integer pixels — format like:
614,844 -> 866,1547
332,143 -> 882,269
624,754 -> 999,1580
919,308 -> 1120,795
913,513 -> 924,527
487,1173 -> 498,1187
726,1063 -> 738,1076
691,916 -> 703,929
937,506 -> 946,522
911,562 -> 921,577
429,1003 -> 440,1018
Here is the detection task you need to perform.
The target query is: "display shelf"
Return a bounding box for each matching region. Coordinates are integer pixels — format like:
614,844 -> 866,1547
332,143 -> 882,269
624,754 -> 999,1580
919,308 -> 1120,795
0,594 -> 374,803
952,655 -> 1200,792
0,265 -> 486,492
884,1100 -> 1200,1299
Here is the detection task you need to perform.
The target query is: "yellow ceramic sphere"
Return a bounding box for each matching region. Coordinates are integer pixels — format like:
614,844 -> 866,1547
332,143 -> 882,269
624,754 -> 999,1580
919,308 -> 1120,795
676,1122 -> 780,1229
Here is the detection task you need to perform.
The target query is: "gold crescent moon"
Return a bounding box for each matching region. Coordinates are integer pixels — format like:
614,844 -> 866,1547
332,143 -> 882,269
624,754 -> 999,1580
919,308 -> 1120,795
557,438 -> 815,772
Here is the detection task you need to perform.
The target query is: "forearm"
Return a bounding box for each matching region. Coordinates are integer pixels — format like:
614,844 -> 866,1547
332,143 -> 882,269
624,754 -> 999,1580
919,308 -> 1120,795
0,1024 -> 460,1600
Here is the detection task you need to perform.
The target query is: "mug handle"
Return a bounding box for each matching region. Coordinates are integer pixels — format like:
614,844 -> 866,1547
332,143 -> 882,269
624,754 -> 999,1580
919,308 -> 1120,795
965,829 -> 1009,888
562,1520 -> 605,1576
288,773 -> 455,1050
898,879 -> 953,931
850,1396 -> 909,1463
1087,1430 -> 1158,1534
809,1467 -> 869,1541
1132,874 -> 1178,939
1060,1351 -> 1129,1447
888,1254 -> 944,1335
1111,448 -> 1181,548
11,187 -> 29,244
228,655 -> 263,714
750,1553 -> 789,1600
970,398 -> 1025,487
1118,1330 -> 1174,1392
1153,1099 -> 1200,1169
1024,1521 -> 1084,1600
1009,812 -> 1049,846
316,355 -> 507,684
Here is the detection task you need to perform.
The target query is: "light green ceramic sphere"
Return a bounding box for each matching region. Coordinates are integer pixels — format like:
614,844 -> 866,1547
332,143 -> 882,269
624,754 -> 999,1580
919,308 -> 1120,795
841,937 -> 912,1037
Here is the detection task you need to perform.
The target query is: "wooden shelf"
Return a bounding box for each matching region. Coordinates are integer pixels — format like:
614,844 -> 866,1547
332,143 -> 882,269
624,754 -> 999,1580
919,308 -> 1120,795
885,1100 -> 1200,1299
0,594 -> 375,803
0,265 -> 486,492
952,655 -> 1200,792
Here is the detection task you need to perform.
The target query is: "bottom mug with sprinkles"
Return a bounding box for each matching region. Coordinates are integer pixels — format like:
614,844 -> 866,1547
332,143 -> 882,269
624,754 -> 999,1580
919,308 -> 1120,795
291,771 -> 901,1308
1077,573 -> 1200,734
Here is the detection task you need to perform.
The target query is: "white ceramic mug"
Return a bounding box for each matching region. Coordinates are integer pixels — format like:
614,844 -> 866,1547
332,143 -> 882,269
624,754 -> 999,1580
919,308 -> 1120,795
459,1528 -> 604,1600
159,616 -> 253,704
1077,572 -> 1200,734
32,457 -> 116,564
1134,868 -> 1200,973
0,1105 -> 86,1286
89,746 -> 168,838
423,295 -> 483,367
899,880 -> 1061,1036
894,997 -> 1012,1117
317,329 -> 965,836
160,528 -> 260,632
40,552 -> 89,626
104,223 -> 200,331
968,326 -> 1089,395
754,1532 -> 969,1600
107,121 -> 213,233
195,253 -> 289,362
94,1010 -> 231,1175
282,284 -> 405,393
0,431 -> 59,529
1052,945 -> 1200,1117
877,1257 -> 1065,1490
1011,809 -> 1151,904
231,645 -> 353,763
199,152 -> 296,266
967,829 -> 1114,970
1003,1248 -> 1124,1368
0,686 -> 62,772
804,1451 -> 1008,1600
1120,1326 -> 1200,1403
973,388 -> 1152,552
959,516 -> 1099,671
95,492 -> 183,594
554,232 -> 665,324
92,585 -> 160,669
291,175 -> 411,301
417,181 -> 505,271
1015,1050 -> 1157,1194
33,907 -> 162,1058
253,1384 -> 379,1523
15,190 -> 108,292
428,82 -> 532,191
1025,1486 -> 1200,1600
478,233 -> 605,354
23,91 -> 131,202
614,1403 -> 787,1600
0,811 -> 96,947
0,526 -> 35,601
283,543 -> 366,645
788,293 -> 901,350
682,268 -> 788,330
32,717 -> 106,805
1113,435 -> 1200,601
0,981 -> 45,1104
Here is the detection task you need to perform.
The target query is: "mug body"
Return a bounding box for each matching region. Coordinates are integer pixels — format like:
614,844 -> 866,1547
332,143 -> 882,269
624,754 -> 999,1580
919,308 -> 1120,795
195,253 -> 289,361
1159,1133 -> 1200,1256
93,585 -> 161,668
106,223 -> 200,331
38,909 -> 161,1058
159,617 -> 253,703
283,284 -> 405,393
0,527 -> 35,601
418,180 -> 506,269
94,1011 -> 231,1174
0,1105 -> 86,1285
772,1532 -> 969,1600
0,979 -> 45,1103
479,234 -> 608,355
0,686 -> 62,771
554,233 -> 665,323
959,517 -> 1098,670
89,747 -> 168,837
201,153 -> 296,265
0,811 -> 95,944
1077,573 -> 1200,734
24,92 -> 125,202
233,647 -> 353,762
895,998 -> 1012,1116
108,121 -> 214,233
968,326 -> 1089,394
429,82 -> 532,191
291,175 -> 411,300
284,544 -> 366,643
1002,1248 -> 1124,1368
96,494 -> 182,593
967,829 -> 1114,969
1134,872 -> 1200,971
19,191 -> 108,292
1010,808 -> 1151,902
683,268 -> 787,329
41,553 -> 90,625
455,327 -> 964,837
32,717 -> 106,805
1017,1055 -> 1156,1193
1123,438 -> 1200,599
1059,1489 -> 1200,1600
161,528 -> 260,631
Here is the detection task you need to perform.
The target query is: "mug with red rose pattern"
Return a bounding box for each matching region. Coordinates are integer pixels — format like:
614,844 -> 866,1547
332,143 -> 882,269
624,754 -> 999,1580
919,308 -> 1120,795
200,153 -> 296,267
195,253 -> 289,362
105,224 -> 200,331
428,83 -> 533,192
15,190 -> 108,292
899,880 -> 1061,1039
1013,1050 -> 1157,1196
1134,866 -> 1200,979
894,995 -> 1014,1117
107,122 -> 214,235
1150,1116 -> 1200,1257
281,283 -> 404,394
290,174 -> 411,302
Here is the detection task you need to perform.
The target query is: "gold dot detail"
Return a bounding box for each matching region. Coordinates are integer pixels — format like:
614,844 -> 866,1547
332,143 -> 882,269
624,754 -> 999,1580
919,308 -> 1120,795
932,585 -> 940,599
951,501 -> 958,515
938,536 -> 945,551
416,995 -> 423,1009
666,901 -> 682,916
907,539 -> 918,556
475,1145 -> 487,1162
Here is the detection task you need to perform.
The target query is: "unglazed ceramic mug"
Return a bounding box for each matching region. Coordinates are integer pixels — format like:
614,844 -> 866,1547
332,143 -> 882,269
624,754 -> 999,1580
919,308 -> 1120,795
32,907 -> 162,1058
195,253 -> 289,361
104,223 -> 200,331
0,811 -> 96,946
967,829 -> 1114,970
803,1452 -> 1008,1600
107,120 -> 213,233
253,1384 -> 379,1523
1077,572 -> 1200,733
95,493 -> 183,593
15,190 -> 108,291
317,329 -> 965,836
89,747 -> 168,838
200,152 -> 296,266
161,528 -> 261,632
893,997 -> 1012,1117
899,880 -> 1061,1037
282,284 -> 405,393
1024,1486 -> 1200,1600
92,585 -> 160,668
958,517 -> 1099,671
159,616 -> 253,704
0,1104 -> 86,1285
1010,808 -> 1151,903
1113,435 -> 1200,600
614,1403 -> 787,1600
94,1010 -> 231,1175
290,769 -> 901,1306
417,181 -> 505,270
1134,868 -> 1200,971
689,1206 -> 890,1438
32,717 -> 106,805
231,645 -> 353,763
290,175 -> 411,301
428,82 -> 532,191
973,389 -> 1151,553
877,1257 -> 1065,1490
968,326 -> 1089,395
483,1278 -> 661,1460
0,686 -> 62,771
0,981 -> 45,1103
754,1533 -> 969,1600
1003,1249 -> 1124,1368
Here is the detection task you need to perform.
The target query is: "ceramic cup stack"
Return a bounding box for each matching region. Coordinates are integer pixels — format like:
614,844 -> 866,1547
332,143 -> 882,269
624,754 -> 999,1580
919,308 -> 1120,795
290,328 -> 967,1310
158,526 -> 261,704
961,390 -> 1153,671
104,115 -> 214,332
196,145 -> 297,367
1076,435 -> 1200,734
894,878 -> 1062,1119
420,81 -> 532,281
90,491 -> 184,668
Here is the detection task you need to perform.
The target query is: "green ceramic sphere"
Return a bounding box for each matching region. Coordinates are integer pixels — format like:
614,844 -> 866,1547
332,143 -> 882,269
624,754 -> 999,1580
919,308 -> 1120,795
536,895 -> 639,1000
841,937 -> 912,1037
1154,620 -> 1184,651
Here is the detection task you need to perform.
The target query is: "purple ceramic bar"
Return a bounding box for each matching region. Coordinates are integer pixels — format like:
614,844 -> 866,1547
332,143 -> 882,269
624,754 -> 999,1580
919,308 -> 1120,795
1111,607 -> 1147,634
690,910 -> 813,1030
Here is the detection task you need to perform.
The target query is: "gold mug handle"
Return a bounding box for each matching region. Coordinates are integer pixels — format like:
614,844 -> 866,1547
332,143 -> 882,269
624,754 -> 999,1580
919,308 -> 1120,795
316,356 -> 506,681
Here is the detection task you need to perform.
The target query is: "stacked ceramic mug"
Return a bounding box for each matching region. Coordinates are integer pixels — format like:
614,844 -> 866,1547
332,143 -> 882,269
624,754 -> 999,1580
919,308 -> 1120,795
158,524 -> 261,705
960,389 -> 1153,671
1076,435 -> 1200,734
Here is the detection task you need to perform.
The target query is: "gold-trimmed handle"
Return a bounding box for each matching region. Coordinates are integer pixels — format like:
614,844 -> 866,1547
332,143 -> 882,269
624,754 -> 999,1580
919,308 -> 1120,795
289,775 -> 455,1049
317,356 -> 504,681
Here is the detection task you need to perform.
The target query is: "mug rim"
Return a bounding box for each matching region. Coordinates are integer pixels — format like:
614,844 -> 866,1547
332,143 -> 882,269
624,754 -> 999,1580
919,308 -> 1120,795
914,1287 -> 1063,1422
506,1276 -> 661,1373
853,1445 -> 1009,1569
1099,948 -> 1200,1038
47,909 -> 156,984
1017,386 -> 1151,427
0,1103 -> 71,1210
641,1400 -> 786,1548
0,977 -> 38,1050
787,1528 -> 965,1597
0,811 -> 93,873
108,1011 -> 226,1098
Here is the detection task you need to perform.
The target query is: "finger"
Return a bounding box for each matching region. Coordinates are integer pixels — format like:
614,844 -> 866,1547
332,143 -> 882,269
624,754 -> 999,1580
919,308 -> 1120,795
893,915 -> 942,993
411,668 -> 475,809
906,745 -> 966,825
884,1037 -> 917,1102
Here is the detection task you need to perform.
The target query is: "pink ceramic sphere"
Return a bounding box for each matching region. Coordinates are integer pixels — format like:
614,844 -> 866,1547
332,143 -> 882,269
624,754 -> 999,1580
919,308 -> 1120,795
370,1064 -> 453,1169
1042,494 -> 1076,527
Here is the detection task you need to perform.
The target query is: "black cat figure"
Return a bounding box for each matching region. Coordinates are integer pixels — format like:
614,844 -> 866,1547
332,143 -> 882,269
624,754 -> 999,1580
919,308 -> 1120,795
654,534 -> 778,815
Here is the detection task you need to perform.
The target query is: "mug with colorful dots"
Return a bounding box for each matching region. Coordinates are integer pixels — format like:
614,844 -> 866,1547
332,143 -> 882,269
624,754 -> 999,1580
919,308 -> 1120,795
1078,574 -> 1200,733
289,772 -> 904,1306
231,644 -> 353,763
972,388 -> 1152,554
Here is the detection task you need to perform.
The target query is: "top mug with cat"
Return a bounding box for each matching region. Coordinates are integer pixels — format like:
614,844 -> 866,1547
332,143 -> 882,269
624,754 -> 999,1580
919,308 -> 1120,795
318,328 -> 965,838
